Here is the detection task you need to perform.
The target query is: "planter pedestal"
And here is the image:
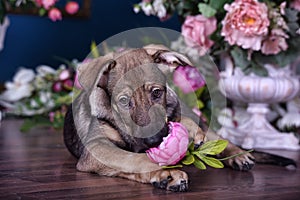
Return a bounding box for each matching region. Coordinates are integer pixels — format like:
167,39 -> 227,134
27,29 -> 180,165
218,61 -> 300,150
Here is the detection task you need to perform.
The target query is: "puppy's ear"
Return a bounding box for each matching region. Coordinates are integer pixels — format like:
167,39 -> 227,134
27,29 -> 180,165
143,44 -> 193,73
89,60 -> 117,119
77,53 -> 114,90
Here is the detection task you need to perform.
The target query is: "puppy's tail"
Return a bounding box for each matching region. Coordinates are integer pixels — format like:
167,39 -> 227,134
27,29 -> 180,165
252,151 -> 297,170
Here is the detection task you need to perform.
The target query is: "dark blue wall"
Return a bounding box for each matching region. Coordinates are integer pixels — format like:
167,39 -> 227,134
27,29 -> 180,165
0,0 -> 180,82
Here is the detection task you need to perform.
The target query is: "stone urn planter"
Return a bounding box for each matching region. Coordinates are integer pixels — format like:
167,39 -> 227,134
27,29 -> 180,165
218,59 -> 300,150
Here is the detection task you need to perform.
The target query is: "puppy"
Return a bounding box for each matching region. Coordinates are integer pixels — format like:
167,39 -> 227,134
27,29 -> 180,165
63,45 -> 255,192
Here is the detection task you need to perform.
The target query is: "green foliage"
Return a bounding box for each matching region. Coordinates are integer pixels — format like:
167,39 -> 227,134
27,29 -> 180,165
20,116 -> 52,132
195,139 -> 228,155
182,140 -> 228,170
193,159 -> 206,170
164,139 -> 253,170
198,3 -> 216,18
162,164 -> 183,169
91,41 -> 100,58
0,0 -> 6,24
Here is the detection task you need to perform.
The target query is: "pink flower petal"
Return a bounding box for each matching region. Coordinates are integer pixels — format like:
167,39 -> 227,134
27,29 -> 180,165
146,122 -> 189,166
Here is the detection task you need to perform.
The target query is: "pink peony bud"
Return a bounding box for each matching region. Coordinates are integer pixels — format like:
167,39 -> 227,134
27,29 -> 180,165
59,69 -> 71,81
49,112 -> 55,122
63,79 -> 74,90
146,122 -> 189,166
173,66 -> 205,94
52,81 -> 62,92
65,1 -> 79,15
48,7 -> 62,22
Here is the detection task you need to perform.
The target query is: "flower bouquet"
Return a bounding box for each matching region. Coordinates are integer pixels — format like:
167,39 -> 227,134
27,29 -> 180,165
135,0 -> 300,75
0,60 -> 82,130
0,0 -> 80,23
134,0 -> 300,145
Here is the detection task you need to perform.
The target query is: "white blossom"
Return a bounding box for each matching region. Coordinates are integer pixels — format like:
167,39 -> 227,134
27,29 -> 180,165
140,2 -> 155,16
36,65 -> 56,77
153,0 -> 167,19
0,68 -> 35,102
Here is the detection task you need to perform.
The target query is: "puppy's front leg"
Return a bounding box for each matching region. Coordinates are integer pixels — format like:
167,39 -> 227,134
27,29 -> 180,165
76,122 -> 189,192
180,116 -> 206,148
77,144 -> 188,192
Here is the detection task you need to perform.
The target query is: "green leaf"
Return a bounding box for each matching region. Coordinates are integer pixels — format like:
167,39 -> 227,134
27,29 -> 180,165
198,3 -> 217,18
162,164 -> 183,169
91,41 -> 100,58
285,8 -> 298,22
209,0 -> 229,11
182,155 -> 195,165
230,47 -> 251,70
39,8 -> 46,16
188,141 -> 194,151
197,140 -> 228,155
195,86 -> 205,98
193,159 -> 206,170
200,156 -> 224,168
197,100 -> 204,109
219,149 -> 254,161
20,117 -> 52,132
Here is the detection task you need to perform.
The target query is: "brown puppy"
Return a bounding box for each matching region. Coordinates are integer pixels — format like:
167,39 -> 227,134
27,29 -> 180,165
63,45 -> 255,192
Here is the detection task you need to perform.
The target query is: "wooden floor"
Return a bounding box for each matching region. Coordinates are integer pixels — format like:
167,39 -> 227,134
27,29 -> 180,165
1,119 -> 300,200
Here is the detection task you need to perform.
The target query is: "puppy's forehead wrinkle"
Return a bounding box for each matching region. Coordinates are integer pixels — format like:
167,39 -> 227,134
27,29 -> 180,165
108,50 -> 167,95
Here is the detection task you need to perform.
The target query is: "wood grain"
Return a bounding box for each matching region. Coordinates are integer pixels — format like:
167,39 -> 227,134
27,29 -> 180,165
0,119 -> 299,200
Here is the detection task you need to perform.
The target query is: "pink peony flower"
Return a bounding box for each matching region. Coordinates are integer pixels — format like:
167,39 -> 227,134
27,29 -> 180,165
42,0 -> 56,10
182,15 -> 217,56
146,122 -> 189,166
290,0 -> 300,11
65,1 -> 80,15
173,65 -> 205,94
261,29 -> 289,55
221,0 -> 270,51
48,7 -> 62,21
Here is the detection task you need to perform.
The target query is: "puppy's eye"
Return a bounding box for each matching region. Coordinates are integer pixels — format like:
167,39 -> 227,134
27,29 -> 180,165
118,96 -> 130,106
151,88 -> 163,100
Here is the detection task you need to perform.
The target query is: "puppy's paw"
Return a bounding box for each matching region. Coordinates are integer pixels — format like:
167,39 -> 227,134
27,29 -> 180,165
193,130 -> 205,150
150,169 -> 188,192
223,150 -> 255,171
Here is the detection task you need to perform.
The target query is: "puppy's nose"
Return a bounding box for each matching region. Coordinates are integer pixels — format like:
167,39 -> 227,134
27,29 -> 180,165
131,107 -> 151,127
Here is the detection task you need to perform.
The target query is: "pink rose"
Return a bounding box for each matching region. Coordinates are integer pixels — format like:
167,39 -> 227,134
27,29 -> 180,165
182,15 -> 217,56
290,0 -> 300,11
42,0 -> 56,10
146,122 -> 189,166
261,29 -> 289,55
221,0 -> 270,51
48,8 -> 62,22
173,65 -> 205,94
65,1 -> 80,15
